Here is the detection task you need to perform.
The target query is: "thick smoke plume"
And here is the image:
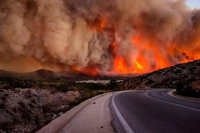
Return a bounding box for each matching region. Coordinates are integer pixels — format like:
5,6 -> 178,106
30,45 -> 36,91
0,0 -> 199,74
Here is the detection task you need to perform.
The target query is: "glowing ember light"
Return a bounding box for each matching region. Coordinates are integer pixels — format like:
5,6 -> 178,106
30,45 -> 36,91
72,66 -> 99,76
88,16 -> 107,31
136,61 -> 143,70
112,56 -> 144,74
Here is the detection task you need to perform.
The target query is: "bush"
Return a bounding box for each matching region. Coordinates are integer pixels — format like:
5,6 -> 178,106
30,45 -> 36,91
175,81 -> 200,98
108,80 -> 116,89
68,98 -> 82,107
35,115 -> 41,126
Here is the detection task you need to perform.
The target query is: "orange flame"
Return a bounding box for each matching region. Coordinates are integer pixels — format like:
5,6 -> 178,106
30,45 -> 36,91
113,57 -> 144,74
110,36 -> 199,75
72,66 -> 99,76
88,16 -> 107,31
82,17 -> 200,76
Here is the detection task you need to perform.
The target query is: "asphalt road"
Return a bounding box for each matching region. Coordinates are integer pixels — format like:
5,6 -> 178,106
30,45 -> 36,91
111,89 -> 200,133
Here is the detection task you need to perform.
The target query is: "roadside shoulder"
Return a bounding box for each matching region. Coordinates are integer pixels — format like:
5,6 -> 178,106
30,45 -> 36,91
36,93 -> 111,133
60,93 -> 115,133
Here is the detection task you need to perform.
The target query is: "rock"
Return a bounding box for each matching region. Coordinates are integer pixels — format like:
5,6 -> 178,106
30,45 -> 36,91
0,110 -> 14,125
0,99 -> 4,107
58,112 -> 63,116
66,91 -> 81,101
52,114 -> 57,120
145,87 -> 151,90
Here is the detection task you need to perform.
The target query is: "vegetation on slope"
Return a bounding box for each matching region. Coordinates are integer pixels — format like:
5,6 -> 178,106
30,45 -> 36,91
119,60 -> 200,98
175,80 -> 200,98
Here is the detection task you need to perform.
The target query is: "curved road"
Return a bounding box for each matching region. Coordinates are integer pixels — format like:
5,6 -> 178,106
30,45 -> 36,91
111,89 -> 200,133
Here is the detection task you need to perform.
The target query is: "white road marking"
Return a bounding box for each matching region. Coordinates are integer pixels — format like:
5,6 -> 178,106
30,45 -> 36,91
112,94 -> 135,133
145,91 -> 200,112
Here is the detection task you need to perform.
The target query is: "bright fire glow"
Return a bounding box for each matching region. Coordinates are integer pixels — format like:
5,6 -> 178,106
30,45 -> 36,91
111,37 -> 199,75
77,16 -> 200,76
72,66 -> 99,76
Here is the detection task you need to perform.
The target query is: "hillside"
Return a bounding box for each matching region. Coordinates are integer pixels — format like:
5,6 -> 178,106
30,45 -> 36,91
119,60 -> 200,91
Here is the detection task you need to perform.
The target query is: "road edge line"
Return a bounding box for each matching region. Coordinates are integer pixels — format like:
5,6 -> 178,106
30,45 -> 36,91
168,90 -> 200,102
145,91 -> 200,112
111,93 -> 135,133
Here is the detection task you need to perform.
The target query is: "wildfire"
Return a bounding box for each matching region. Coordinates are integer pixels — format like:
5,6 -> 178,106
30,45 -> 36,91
0,0 -> 200,76
72,66 -> 99,76
111,35 -> 199,75
111,39 -> 145,74
113,57 -> 144,74
85,17 -> 199,76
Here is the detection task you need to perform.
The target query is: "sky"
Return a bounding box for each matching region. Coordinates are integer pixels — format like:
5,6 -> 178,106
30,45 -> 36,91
186,0 -> 200,9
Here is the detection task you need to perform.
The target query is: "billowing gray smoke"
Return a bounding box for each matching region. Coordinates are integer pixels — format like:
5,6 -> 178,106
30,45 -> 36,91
0,0 -> 199,74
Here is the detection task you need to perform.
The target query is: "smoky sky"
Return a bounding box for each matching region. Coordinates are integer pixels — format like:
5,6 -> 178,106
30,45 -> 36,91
0,0 -> 199,73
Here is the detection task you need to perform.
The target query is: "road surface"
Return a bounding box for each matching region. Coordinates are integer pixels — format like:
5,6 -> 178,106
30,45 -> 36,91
111,89 -> 200,133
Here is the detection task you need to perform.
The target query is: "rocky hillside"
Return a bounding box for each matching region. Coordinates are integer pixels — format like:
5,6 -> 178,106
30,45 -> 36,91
119,60 -> 200,91
0,88 -> 83,133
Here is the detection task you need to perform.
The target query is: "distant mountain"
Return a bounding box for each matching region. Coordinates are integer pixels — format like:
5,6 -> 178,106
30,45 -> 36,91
0,69 -> 62,80
0,68 -> 131,81
0,67 -> 136,81
119,60 -> 200,90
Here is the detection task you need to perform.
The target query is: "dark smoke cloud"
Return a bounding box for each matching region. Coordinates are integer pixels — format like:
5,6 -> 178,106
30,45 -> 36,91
0,0 -> 199,73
